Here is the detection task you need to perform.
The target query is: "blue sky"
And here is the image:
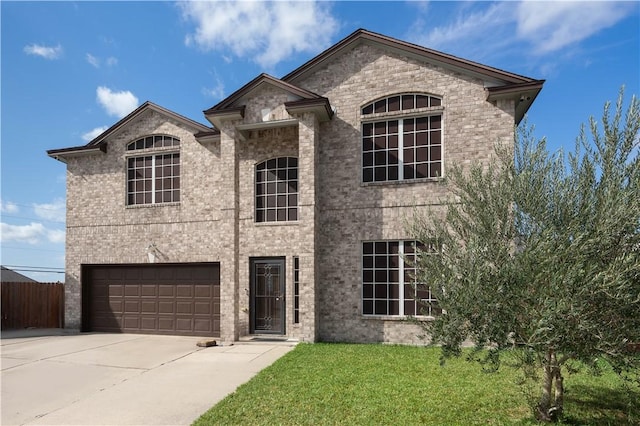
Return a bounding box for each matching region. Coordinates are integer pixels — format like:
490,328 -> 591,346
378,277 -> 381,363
1,1 -> 639,282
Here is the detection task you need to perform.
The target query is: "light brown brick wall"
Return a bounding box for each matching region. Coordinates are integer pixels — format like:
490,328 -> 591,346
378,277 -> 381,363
293,43 -> 515,343
63,110 -> 225,329
63,43 -> 515,345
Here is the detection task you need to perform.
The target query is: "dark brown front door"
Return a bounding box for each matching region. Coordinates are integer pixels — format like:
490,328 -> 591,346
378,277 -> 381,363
250,258 -> 285,334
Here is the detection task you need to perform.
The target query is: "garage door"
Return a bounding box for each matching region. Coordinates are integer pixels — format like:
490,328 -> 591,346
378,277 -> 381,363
83,263 -> 220,337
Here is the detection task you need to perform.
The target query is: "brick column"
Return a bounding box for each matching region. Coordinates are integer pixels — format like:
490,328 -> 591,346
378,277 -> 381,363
297,113 -> 319,341
218,121 -> 240,343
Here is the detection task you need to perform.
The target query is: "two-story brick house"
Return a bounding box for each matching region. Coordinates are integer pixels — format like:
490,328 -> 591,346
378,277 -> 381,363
48,29 -> 543,344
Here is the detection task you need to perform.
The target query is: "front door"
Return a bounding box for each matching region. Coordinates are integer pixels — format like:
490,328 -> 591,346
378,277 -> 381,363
250,258 -> 285,334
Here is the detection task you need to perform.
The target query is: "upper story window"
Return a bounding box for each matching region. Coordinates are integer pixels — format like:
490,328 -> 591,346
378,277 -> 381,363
361,94 -> 442,183
127,135 -> 180,150
126,135 -> 180,206
255,157 -> 298,222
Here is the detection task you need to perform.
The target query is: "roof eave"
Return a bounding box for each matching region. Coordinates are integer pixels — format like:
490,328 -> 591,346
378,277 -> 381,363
487,80 -> 545,124
203,106 -> 246,128
205,74 -> 324,113
47,141 -> 107,163
194,130 -> 221,144
283,29 -> 536,86
285,98 -> 334,122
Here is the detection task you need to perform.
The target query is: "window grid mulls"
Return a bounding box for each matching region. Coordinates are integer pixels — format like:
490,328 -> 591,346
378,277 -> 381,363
362,94 -> 442,183
127,135 -> 180,151
362,240 -> 440,317
255,157 -> 298,222
127,153 -> 180,205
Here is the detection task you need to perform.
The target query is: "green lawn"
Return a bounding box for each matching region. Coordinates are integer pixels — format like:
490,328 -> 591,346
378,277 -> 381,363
194,343 -> 639,425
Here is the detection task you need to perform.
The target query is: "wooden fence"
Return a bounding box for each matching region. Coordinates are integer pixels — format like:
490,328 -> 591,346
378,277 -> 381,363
1,282 -> 64,330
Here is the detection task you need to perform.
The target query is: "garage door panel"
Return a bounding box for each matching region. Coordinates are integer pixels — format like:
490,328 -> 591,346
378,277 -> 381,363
141,285 -> 157,297
195,285 -> 211,298
86,263 -> 220,337
124,300 -> 139,313
176,286 -> 193,297
125,268 -> 142,280
93,285 -> 109,297
109,300 -> 123,312
176,302 -> 193,314
124,285 -> 140,296
176,318 -> 192,331
194,302 -> 211,315
123,316 -> 140,329
108,269 -> 124,280
159,285 -> 175,297
141,301 -> 157,313
158,317 -> 175,332
159,301 -> 174,314
141,317 -> 157,330
194,319 -> 212,332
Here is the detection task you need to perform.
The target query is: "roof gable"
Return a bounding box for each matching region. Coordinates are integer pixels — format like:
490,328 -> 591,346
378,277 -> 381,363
281,29 -> 542,124
284,29 -> 535,86
1,266 -> 39,283
204,73 -> 324,113
86,101 -> 212,147
48,101 -> 214,162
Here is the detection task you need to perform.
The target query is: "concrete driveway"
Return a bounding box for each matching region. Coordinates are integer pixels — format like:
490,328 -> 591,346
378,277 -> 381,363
1,330 -> 296,425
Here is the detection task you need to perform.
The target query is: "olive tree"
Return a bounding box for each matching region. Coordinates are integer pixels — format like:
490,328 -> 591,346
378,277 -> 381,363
409,90 -> 640,421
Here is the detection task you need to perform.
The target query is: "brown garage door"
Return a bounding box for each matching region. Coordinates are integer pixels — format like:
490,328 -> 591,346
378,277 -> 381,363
83,263 -> 220,337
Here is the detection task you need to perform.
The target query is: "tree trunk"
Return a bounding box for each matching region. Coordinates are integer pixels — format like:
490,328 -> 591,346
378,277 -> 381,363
536,348 -> 563,422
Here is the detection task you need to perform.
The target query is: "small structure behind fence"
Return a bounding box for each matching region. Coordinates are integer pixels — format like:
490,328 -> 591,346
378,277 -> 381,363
1,282 -> 64,330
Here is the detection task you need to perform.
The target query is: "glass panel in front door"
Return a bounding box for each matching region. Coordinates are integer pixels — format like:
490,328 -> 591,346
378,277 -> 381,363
253,260 -> 284,334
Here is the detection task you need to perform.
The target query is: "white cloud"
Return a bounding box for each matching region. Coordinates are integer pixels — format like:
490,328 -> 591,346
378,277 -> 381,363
96,86 -> 139,118
179,1 -> 339,68
87,54 -> 118,68
0,200 -> 19,214
412,2 -> 515,59
202,70 -> 225,100
0,222 -> 65,244
23,43 -> 63,59
33,199 -> 66,223
516,1 -> 635,54
1,222 -> 46,244
410,1 -> 636,60
86,53 -> 100,68
47,229 -> 66,244
82,126 -> 109,141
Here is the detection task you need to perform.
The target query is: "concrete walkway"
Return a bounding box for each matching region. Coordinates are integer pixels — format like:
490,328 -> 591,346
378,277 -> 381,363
1,330 -> 296,425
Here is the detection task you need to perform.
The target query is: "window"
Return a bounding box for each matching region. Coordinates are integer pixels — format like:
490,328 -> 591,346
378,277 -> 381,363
127,135 -> 180,150
362,240 -> 440,317
126,136 -> 180,205
255,157 -> 298,222
362,94 -> 442,183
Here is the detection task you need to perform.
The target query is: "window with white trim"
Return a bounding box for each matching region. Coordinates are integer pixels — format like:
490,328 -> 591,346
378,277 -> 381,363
362,94 -> 442,183
255,157 -> 298,222
126,135 -> 180,205
362,240 -> 440,317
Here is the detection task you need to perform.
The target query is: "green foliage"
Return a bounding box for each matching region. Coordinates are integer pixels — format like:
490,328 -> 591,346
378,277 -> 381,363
193,344 -> 638,425
408,88 -> 640,420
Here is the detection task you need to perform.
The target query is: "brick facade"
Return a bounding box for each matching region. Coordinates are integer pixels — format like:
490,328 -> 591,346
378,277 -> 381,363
50,30 -> 542,344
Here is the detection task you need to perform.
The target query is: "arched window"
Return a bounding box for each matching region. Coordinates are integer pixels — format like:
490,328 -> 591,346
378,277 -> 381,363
361,94 -> 442,183
126,135 -> 180,205
255,157 -> 298,222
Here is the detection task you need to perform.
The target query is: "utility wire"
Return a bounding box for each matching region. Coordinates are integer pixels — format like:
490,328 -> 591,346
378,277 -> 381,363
3,265 -> 65,273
